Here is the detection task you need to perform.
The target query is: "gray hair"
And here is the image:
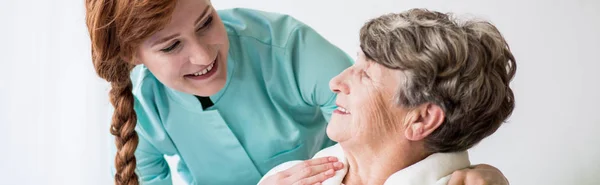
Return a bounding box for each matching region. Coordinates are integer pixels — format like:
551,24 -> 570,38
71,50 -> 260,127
360,8 -> 517,153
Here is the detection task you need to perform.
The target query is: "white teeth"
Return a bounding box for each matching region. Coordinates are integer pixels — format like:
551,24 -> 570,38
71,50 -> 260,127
337,107 -> 350,114
191,63 -> 214,77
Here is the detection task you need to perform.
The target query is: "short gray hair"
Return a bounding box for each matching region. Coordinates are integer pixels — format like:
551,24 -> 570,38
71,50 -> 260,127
360,8 -> 517,153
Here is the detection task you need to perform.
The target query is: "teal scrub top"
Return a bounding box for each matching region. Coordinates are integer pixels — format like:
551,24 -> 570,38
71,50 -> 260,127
122,8 -> 353,185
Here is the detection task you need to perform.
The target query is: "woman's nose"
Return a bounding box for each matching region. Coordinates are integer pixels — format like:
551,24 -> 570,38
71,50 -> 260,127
329,68 -> 351,94
189,41 -> 215,65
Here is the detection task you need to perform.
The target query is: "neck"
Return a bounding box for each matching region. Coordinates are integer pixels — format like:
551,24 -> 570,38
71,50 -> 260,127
340,140 -> 428,185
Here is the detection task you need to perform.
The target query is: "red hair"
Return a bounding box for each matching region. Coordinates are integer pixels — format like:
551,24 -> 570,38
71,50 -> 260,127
85,0 -> 176,184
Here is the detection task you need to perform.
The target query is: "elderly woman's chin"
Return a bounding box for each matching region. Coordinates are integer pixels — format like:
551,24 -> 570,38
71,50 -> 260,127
326,115 -> 351,143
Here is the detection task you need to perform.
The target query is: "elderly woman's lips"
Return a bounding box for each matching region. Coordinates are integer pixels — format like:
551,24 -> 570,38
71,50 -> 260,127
334,106 -> 350,114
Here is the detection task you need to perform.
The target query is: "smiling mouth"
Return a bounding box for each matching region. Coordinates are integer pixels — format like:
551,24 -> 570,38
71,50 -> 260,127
335,104 -> 351,114
185,60 -> 216,77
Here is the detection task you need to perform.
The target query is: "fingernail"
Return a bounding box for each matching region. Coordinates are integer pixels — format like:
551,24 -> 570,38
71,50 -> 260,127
329,157 -> 338,162
334,162 -> 343,169
325,169 -> 334,175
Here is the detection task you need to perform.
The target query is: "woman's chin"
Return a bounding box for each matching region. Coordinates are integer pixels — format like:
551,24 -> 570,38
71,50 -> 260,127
326,123 -> 347,143
187,78 -> 227,96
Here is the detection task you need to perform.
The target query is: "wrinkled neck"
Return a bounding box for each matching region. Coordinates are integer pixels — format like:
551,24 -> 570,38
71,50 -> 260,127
340,141 -> 429,185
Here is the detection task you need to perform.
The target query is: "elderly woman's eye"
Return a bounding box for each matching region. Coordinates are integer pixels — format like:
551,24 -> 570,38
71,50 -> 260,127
361,70 -> 370,79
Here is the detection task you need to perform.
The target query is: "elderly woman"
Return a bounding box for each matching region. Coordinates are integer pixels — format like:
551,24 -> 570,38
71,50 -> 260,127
259,8 -> 516,185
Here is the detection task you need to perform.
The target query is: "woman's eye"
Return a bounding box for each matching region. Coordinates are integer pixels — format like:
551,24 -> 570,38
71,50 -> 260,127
361,70 -> 370,79
197,16 -> 213,32
160,41 -> 180,53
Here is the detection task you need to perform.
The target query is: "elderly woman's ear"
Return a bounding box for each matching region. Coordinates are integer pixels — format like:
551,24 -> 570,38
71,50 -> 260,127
404,103 -> 445,141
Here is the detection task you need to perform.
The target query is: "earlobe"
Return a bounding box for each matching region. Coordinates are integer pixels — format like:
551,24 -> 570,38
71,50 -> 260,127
130,53 -> 143,65
403,111 -> 422,141
403,104 -> 445,141
412,124 -> 423,135
406,124 -> 423,141
131,57 -> 142,65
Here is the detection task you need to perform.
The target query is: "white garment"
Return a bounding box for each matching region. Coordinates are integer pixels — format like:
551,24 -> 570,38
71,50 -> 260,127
258,144 -> 471,185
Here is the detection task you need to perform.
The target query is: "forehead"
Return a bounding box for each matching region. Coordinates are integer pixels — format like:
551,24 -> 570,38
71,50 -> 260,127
169,0 -> 209,26
357,52 -> 404,88
146,0 -> 210,43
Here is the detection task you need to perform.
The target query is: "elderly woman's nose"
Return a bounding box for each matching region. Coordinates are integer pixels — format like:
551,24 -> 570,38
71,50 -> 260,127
329,69 -> 351,94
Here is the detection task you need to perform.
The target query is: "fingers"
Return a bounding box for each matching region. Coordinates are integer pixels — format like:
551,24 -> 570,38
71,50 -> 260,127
448,170 -> 467,185
282,157 -> 338,177
449,167 -> 503,185
291,169 -> 336,185
265,156 -> 343,185
275,156 -> 343,185
287,161 -> 344,182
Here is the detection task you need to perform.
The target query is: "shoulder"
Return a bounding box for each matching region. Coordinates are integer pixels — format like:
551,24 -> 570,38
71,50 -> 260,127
129,65 -> 168,132
128,65 -> 179,153
435,175 -> 453,185
258,144 -> 345,183
217,8 -> 314,48
130,65 -> 164,103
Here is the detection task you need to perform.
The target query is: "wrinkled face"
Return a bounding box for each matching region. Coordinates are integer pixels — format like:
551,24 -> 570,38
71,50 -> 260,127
137,0 -> 229,96
327,50 -> 409,145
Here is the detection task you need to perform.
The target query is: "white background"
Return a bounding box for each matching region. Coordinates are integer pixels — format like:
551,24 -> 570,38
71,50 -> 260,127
1,0 -> 599,184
